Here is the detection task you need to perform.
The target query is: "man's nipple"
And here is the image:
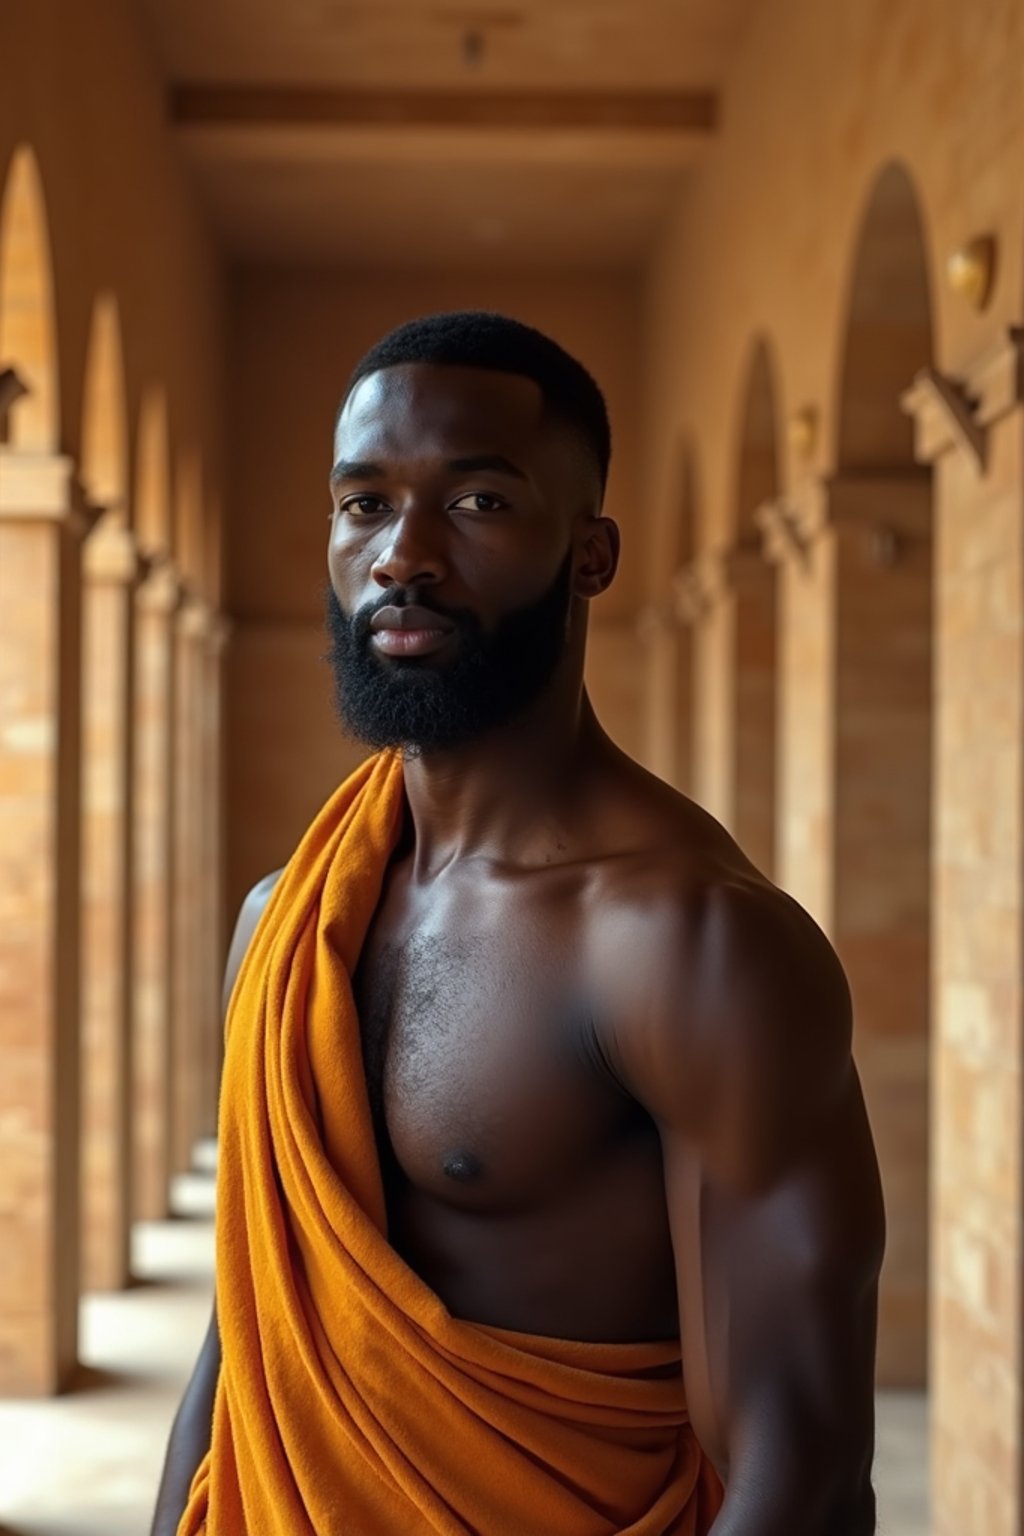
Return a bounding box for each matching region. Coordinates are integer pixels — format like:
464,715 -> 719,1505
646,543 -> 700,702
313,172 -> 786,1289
442,1150 -> 483,1183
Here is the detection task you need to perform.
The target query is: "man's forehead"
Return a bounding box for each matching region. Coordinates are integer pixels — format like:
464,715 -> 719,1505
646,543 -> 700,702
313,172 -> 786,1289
334,362 -> 547,459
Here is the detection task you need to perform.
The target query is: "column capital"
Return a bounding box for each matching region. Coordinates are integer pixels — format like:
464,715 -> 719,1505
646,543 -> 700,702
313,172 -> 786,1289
0,447 -> 97,536
901,326 -> 1024,470
82,507 -> 144,586
207,613 -> 233,654
634,599 -> 676,642
136,558 -> 183,616
671,548 -> 733,622
177,594 -> 215,641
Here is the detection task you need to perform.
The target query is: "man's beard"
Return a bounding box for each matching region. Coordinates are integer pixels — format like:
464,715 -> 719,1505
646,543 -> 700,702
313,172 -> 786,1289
325,551 -> 574,754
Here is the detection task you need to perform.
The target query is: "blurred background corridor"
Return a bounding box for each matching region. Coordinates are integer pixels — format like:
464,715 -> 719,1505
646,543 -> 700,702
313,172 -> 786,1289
1,0 -> 1023,1531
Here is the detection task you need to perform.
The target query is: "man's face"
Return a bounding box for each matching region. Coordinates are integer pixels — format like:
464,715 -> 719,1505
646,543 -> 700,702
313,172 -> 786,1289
326,362 -> 614,753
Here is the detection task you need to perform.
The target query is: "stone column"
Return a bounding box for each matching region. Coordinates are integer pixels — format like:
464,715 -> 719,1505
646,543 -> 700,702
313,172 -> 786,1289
729,541 -> 778,878
637,600 -> 681,785
677,551 -> 733,827
171,596 -> 210,1175
196,615 -> 230,1140
0,448 -> 86,1394
676,541 -> 777,873
133,560 -> 179,1221
762,473 -> 933,1389
904,330 -> 1024,1536
80,509 -> 140,1291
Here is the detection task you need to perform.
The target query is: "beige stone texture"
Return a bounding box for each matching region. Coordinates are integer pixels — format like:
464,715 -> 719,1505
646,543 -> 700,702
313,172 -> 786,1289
0,454 -> 83,1394
132,566 -> 179,1222
80,512 -> 138,1292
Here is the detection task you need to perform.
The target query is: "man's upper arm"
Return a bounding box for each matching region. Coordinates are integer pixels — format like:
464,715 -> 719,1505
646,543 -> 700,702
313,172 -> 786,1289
615,879 -> 885,1524
221,868 -> 283,1015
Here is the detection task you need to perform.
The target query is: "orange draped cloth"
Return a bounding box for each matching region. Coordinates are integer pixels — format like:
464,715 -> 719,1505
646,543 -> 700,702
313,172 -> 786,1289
178,752 -> 723,1535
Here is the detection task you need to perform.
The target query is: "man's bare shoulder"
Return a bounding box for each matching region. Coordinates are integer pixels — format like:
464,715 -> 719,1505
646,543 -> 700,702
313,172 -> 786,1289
222,868 -> 285,1009
588,768 -> 853,1185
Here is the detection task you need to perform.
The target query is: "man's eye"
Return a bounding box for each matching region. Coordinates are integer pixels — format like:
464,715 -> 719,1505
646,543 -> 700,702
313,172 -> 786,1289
341,495 -> 387,516
450,492 -> 506,513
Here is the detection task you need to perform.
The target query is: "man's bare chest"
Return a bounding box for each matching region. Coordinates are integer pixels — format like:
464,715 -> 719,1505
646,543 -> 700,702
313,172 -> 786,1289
352,894 -> 643,1210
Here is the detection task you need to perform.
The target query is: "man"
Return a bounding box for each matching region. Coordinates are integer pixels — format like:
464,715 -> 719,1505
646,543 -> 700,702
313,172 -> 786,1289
153,312 -> 884,1536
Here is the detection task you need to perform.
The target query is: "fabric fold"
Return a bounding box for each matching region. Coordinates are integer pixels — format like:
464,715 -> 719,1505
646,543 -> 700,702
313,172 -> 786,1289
178,752 -> 723,1535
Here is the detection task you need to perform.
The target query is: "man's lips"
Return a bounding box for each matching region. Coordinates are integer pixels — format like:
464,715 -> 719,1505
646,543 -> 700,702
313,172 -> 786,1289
369,604 -> 456,658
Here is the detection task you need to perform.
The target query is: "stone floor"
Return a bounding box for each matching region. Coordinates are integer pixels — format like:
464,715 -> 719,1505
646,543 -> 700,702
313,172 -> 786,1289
0,1176 -> 929,1535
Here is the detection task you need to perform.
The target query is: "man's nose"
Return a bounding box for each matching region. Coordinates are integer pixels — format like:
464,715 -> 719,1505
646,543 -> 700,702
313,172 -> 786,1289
370,509 -> 448,589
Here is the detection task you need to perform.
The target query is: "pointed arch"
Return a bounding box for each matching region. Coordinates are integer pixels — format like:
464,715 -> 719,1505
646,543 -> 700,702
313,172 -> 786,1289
835,161 -> 934,472
80,292 -> 128,509
0,146 -> 59,451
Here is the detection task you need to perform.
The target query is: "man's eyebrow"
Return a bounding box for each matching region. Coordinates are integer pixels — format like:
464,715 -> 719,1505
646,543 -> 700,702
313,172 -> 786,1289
446,453 -> 528,481
330,459 -> 384,486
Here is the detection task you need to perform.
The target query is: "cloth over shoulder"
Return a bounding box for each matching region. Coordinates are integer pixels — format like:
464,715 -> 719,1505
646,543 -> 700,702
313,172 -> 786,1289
178,751 -> 723,1535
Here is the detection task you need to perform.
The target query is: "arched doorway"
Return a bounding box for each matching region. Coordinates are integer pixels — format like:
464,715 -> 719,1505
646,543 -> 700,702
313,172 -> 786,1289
833,161 -> 934,1388
729,340 -> 780,876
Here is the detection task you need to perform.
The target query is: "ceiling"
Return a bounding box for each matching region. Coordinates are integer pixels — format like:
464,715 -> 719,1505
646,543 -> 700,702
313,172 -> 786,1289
143,0 -> 754,268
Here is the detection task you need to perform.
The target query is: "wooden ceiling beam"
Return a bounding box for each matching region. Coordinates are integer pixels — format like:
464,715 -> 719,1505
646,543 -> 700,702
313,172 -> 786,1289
170,85 -> 718,135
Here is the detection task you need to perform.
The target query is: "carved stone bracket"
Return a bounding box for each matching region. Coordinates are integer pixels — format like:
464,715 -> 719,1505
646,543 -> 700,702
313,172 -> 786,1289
136,557 -> 183,617
756,492 -> 813,566
634,599 -> 676,642
671,549 -> 731,624
207,612 -> 233,656
0,366 -> 28,443
82,506 -> 144,586
901,327 -> 1024,470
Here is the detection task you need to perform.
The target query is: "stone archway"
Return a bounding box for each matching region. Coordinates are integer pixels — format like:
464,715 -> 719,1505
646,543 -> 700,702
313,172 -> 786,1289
729,339 -> 780,875
832,161 -> 935,1389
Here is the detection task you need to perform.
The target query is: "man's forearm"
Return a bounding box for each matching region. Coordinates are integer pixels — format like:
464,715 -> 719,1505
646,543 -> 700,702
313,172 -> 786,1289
709,1437 -> 875,1536
711,1473 -> 876,1536
150,1312 -> 220,1536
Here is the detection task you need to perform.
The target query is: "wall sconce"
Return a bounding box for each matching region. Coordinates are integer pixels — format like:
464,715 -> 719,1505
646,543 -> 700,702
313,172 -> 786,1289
946,235 -> 997,312
787,405 -> 818,463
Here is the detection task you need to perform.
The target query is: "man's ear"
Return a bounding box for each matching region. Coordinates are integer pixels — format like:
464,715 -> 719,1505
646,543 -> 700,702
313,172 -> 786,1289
575,516 -> 620,599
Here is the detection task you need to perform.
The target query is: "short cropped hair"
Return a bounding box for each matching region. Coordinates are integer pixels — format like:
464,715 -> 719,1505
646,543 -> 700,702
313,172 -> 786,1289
342,311 -> 611,493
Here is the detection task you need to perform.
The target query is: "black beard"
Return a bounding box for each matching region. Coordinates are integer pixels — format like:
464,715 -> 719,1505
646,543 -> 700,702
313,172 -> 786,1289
324,552 -> 574,755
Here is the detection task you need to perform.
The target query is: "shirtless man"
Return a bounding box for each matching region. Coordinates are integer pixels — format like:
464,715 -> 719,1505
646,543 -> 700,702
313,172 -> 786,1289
153,312 -> 884,1535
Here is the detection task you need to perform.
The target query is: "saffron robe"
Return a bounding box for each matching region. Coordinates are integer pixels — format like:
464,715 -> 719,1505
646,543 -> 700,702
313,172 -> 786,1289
178,752 -> 724,1535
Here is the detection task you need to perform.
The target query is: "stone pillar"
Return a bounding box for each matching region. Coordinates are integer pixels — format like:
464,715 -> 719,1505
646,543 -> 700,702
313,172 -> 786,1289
729,542 -> 777,878
760,489 -> 837,927
80,509 -> 140,1291
196,615 -> 229,1140
637,601 -> 680,785
678,552 -> 733,827
904,331 -> 1024,1536
675,543 -> 777,874
133,560 -> 179,1221
171,596 -> 210,1175
0,448 -> 85,1394
762,473 -> 933,1390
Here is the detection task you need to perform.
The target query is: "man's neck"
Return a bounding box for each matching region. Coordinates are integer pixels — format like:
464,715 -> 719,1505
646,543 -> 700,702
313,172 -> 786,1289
399,687 -> 608,881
